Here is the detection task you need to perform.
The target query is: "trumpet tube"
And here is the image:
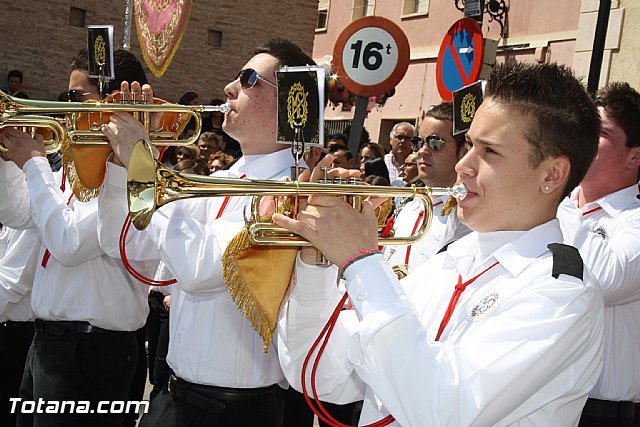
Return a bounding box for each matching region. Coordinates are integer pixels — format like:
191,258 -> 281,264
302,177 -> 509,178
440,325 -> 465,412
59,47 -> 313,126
0,90 -> 230,150
128,141 -> 468,248
0,115 -> 66,154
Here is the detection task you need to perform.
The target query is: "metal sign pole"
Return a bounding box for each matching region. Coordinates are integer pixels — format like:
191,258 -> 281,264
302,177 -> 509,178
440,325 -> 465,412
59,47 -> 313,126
123,0 -> 133,51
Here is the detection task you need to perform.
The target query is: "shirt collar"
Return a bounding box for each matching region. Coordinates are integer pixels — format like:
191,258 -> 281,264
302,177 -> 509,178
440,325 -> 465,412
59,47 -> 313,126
228,148 -> 302,180
445,219 -> 563,277
569,183 -> 640,217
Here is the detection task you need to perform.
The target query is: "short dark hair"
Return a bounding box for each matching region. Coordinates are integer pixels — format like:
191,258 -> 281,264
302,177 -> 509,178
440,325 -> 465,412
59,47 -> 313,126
485,62 -> 600,199
363,158 -> 390,183
8,70 -> 23,83
71,48 -> 148,94
254,38 -> 315,68
178,91 -> 199,105
425,101 -> 465,152
327,133 -> 348,145
595,82 -> 640,148
334,148 -> 353,160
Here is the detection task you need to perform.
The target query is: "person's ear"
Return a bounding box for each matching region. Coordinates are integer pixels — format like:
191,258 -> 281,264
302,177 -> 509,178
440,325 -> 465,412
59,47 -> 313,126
541,156 -> 570,195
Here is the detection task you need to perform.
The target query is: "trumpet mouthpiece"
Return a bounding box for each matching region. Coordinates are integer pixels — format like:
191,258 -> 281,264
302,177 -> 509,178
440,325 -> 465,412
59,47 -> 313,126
204,103 -> 231,114
450,182 -> 468,200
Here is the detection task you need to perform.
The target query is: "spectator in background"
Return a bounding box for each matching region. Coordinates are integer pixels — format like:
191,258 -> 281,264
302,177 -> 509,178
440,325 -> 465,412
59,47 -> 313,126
209,151 -> 235,173
359,142 -> 385,165
385,122 -> 415,184
175,144 -> 199,165
326,133 -> 348,152
173,158 -> 210,176
331,147 -> 354,169
197,131 -> 225,163
399,152 -> 420,186
5,70 -> 29,99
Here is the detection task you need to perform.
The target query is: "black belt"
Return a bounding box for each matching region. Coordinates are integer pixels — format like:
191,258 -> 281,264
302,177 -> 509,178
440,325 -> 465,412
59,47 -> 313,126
583,398 -> 639,419
168,374 -> 280,413
1,320 -> 34,328
34,319 -> 111,336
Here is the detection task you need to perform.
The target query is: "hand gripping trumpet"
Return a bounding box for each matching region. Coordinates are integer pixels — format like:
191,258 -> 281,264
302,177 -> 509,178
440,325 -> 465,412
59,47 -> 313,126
128,140 -> 468,247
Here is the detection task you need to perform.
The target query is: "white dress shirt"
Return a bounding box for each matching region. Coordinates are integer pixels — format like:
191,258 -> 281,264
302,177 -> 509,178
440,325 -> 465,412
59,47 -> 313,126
558,184 -> 640,402
383,196 -> 470,273
0,157 -> 148,330
278,220 -> 604,426
0,225 -> 10,259
98,148 -> 298,388
0,227 -> 37,322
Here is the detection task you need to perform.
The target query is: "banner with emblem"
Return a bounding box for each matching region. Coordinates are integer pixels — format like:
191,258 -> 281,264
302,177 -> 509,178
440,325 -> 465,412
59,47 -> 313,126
87,25 -> 114,80
134,0 -> 192,78
453,80 -> 486,135
276,66 -> 325,146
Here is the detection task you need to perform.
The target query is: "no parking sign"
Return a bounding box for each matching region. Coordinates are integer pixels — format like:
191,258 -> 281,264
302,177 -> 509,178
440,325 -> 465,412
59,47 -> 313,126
436,18 -> 485,102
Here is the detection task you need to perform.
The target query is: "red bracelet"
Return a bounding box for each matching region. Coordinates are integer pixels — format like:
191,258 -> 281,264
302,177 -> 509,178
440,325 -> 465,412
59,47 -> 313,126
339,249 -> 381,279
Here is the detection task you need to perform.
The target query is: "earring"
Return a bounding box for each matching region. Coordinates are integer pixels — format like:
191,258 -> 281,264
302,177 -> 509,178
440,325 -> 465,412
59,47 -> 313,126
544,185 -> 550,191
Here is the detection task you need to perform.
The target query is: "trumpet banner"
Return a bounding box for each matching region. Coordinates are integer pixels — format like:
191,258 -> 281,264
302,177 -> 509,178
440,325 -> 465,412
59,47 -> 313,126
134,0 -> 192,78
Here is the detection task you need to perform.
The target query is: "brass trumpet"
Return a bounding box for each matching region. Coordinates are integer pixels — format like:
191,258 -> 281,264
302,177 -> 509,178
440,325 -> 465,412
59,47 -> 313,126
0,90 -> 230,153
128,141 -> 468,247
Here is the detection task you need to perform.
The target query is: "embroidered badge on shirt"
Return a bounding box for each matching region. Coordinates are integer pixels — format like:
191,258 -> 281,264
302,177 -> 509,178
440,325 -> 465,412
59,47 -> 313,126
469,292 -> 499,319
594,226 -> 607,239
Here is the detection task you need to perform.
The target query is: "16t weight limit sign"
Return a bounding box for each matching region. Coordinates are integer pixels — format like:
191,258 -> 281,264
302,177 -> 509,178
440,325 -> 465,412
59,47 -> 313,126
333,16 -> 410,97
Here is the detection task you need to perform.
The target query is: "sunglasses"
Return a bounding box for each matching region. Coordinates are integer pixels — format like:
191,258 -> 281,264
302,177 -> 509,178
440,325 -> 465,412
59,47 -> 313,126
412,134 -> 446,152
403,162 -> 417,167
67,89 -> 94,102
236,68 -> 276,90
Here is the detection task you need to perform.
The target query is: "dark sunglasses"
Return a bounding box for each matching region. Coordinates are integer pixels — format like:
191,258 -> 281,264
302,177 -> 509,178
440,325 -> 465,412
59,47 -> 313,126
412,134 -> 446,152
67,89 -> 93,102
236,68 -> 276,90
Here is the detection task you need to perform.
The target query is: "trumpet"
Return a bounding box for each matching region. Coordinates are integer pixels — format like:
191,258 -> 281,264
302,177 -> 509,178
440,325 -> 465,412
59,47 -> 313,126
128,141 -> 468,247
0,90 -> 230,153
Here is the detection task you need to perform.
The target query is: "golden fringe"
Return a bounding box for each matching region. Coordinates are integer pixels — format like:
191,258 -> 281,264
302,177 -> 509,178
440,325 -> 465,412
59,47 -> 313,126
222,227 -> 274,353
60,137 -> 100,202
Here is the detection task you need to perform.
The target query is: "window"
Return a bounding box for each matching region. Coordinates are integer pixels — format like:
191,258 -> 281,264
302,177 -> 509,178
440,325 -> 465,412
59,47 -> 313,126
352,0 -> 375,21
207,30 -> 223,48
69,7 -> 86,28
402,0 -> 429,15
317,0 -> 330,31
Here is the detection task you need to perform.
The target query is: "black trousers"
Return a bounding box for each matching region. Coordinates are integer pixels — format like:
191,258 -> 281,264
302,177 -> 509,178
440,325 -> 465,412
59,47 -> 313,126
579,398 -> 640,427
0,321 -> 34,427
17,325 -> 138,427
283,387 -> 361,427
170,375 -> 285,427
122,326 -> 148,427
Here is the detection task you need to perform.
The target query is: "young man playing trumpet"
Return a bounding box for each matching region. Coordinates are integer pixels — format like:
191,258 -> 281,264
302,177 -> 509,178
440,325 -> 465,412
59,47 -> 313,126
99,38 -> 317,427
274,62 -> 605,426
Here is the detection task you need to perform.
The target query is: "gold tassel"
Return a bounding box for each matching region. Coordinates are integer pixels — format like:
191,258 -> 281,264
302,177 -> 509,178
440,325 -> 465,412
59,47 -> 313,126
441,195 -> 457,216
60,137 -> 100,202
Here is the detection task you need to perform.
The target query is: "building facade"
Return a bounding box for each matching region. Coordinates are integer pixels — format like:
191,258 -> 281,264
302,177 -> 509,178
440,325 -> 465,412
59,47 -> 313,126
313,0 -> 637,149
1,0 -> 317,103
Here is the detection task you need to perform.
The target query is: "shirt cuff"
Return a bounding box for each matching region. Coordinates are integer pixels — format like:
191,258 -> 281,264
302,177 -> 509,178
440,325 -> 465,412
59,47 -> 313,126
343,254 -> 413,320
291,252 -> 339,300
23,156 -> 56,187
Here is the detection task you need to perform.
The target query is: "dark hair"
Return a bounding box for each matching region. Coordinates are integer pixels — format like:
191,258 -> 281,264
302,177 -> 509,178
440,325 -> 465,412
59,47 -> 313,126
364,174 -> 391,187
254,38 -> 315,69
173,158 -> 210,175
178,91 -> 199,105
595,82 -> 640,148
8,70 -> 23,83
359,142 -> 385,159
328,143 -> 347,153
363,158 -> 390,183
327,133 -> 348,146
70,48 -> 148,94
425,102 -> 465,152
485,62 -> 600,199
